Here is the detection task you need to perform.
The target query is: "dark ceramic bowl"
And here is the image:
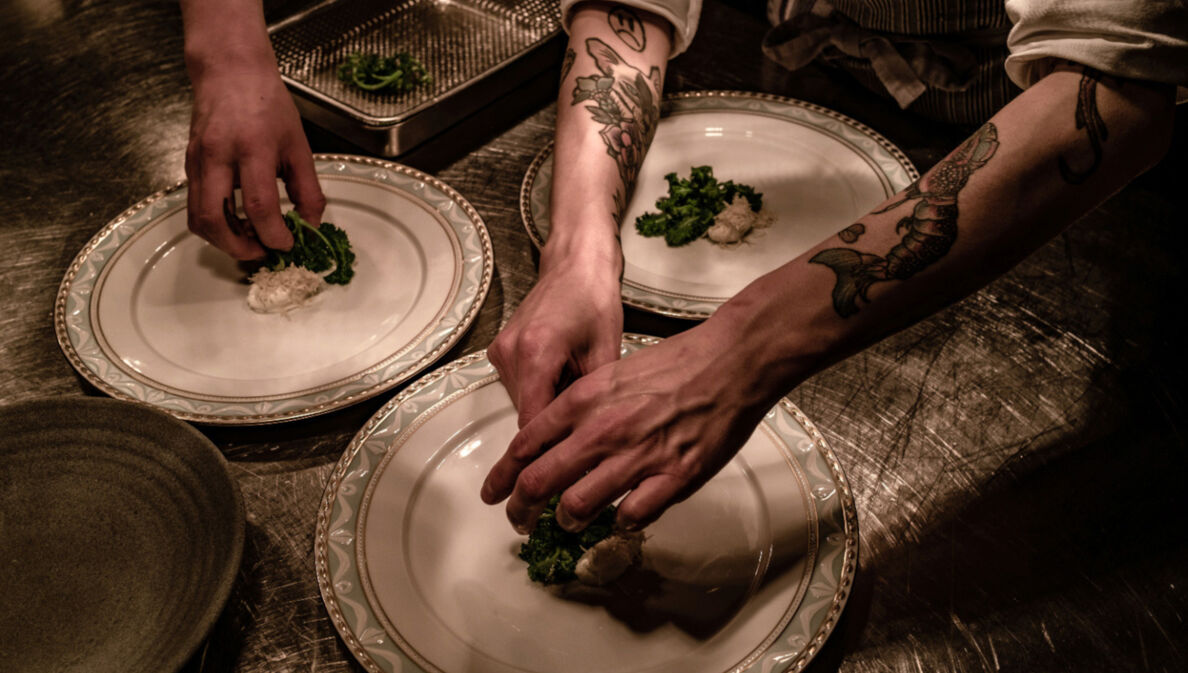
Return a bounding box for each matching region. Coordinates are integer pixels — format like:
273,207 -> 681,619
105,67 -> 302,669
0,397 -> 244,673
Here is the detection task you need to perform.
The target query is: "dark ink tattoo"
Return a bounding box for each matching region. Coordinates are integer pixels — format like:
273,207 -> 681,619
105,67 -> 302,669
811,123 -> 1000,317
837,222 -> 865,243
1058,67 -> 1108,185
608,7 -> 647,51
571,38 -> 662,218
560,48 -> 576,84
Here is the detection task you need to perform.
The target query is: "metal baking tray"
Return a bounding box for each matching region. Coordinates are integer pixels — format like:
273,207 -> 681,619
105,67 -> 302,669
269,0 -> 563,156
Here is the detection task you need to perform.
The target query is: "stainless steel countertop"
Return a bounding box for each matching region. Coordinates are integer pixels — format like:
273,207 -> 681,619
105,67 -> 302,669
1,0 -> 1185,671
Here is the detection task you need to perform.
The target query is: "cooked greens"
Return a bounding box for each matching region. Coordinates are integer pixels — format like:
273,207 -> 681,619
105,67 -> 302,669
635,165 -> 763,247
519,495 -> 617,585
265,211 -> 355,285
337,52 -> 431,94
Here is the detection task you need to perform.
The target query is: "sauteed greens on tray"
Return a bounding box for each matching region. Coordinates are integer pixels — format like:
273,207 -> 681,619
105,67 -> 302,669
337,52 -> 432,94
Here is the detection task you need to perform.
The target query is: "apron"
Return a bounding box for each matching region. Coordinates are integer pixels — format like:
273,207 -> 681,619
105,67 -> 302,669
763,0 -> 1018,125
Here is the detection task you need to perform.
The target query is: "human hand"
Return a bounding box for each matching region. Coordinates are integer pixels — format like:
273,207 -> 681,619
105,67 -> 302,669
185,63 -> 324,260
486,239 -> 624,430
481,319 -> 783,535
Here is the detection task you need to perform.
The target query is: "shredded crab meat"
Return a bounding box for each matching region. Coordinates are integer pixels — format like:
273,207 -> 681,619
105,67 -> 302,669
246,264 -> 332,314
575,530 -> 645,586
706,195 -> 774,246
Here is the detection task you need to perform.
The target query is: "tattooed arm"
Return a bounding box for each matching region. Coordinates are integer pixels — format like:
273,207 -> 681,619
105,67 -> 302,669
483,62 -> 1175,533
483,3 -> 671,432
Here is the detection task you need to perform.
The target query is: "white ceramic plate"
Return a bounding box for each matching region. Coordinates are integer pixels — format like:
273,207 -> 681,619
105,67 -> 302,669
316,334 -> 858,673
55,155 -> 492,424
521,91 -> 918,318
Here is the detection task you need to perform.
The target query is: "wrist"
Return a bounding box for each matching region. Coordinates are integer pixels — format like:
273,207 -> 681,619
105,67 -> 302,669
184,26 -> 276,85
540,223 -> 623,279
703,279 -> 834,403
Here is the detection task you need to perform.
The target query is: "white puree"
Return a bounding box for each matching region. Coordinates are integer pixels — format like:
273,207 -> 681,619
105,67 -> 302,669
246,265 -> 326,314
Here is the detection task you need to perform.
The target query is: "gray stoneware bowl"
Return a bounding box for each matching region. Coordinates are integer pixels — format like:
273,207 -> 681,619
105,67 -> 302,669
0,397 -> 244,673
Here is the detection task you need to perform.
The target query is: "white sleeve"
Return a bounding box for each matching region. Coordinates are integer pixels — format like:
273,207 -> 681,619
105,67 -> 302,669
559,0 -> 703,57
1005,0 -> 1188,96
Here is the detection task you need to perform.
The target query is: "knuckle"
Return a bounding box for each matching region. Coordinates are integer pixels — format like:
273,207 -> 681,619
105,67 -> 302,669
304,190 -> 327,214
242,192 -> 275,219
516,325 -> 554,359
188,213 -> 217,237
507,433 -> 537,461
560,490 -> 596,522
515,467 -> 551,502
488,335 -> 510,368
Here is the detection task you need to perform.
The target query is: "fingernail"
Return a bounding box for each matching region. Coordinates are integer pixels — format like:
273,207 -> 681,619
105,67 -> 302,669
555,507 -> 576,531
513,521 -> 531,535
556,507 -> 589,532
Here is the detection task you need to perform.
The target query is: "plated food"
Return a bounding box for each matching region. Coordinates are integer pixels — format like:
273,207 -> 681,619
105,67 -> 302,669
521,90 -> 919,318
55,155 -> 492,424
315,335 -> 858,673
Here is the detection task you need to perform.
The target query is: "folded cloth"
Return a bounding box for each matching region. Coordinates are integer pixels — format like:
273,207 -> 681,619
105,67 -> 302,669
762,0 -> 1005,109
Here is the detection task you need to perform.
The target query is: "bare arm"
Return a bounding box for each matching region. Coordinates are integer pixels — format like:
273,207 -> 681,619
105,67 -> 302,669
484,62 -> 1176,533
180,0 -> 324,259
483,3 -> 672,431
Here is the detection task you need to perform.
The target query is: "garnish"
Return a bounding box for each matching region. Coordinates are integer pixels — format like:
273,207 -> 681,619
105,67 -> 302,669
635,165 -> 764,247
519,495 -> 618,585
337,52 -> 432,94
265,211 -> 355,285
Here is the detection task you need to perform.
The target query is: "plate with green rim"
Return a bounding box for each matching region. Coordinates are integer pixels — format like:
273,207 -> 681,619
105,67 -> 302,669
520,90 -> 918,319
316,333 -> 858,673
0,397 -> 244,673
55,154 -> 493,425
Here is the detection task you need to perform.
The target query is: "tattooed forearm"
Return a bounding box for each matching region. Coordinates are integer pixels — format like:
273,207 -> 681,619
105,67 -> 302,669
608,7 -> 647,51
571,38 -> 662,219
811,123 -> 1000,317
837,222 -> 865,243
1058,67 -> 1108,185
560,48 -> 576,84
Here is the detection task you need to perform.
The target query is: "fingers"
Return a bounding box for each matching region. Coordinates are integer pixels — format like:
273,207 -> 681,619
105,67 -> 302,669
501,433 -> 606,534
489,326 -> 568,429
479,398 -> 573,506
186,157 -> 266,261
614,472 -> 691,531
281,141 -> 326,227
239,156 -> 293,251
554,454 -> 639,532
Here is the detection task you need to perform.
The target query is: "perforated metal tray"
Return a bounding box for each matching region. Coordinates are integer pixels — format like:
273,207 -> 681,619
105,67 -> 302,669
269,0 -> 562,156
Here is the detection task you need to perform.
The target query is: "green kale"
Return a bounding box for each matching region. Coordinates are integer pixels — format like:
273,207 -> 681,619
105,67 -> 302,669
265,211 -> 356,285
337,52 -> 432,94
519,495 -> 618,585
634,165 -> 763,247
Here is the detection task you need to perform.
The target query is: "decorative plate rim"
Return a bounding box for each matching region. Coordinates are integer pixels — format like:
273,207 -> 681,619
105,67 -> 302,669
519,89 -> 920,320
53,154 -> 494,425
314,333 -> 859,673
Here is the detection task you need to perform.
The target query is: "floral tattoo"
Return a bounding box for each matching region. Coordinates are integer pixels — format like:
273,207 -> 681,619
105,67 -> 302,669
571,38 -> 661,219
811,123 -> 1000,317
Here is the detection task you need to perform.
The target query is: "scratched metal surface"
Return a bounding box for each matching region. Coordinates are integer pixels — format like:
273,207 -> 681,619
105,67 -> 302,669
0,0 -> 1185,672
